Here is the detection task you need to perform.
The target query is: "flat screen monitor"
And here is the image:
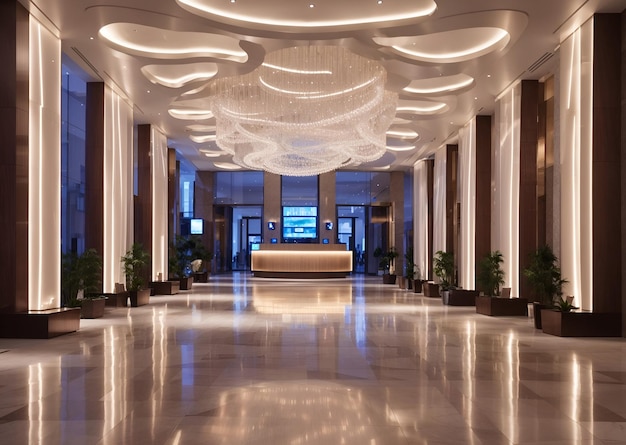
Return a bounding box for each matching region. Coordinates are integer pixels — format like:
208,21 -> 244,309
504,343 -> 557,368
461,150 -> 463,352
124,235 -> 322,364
282,206 -> 317,241
190,218 -> 203,235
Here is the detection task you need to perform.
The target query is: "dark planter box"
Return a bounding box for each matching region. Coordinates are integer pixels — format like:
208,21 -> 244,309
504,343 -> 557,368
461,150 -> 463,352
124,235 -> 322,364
104,291 -> 129,308
476,296 -> 529,316
0,308 -> 80,339
130,289 -> 150,307
179,276 -> 194,290
382,274 -> 397,284
413,280 -> 425,293
151,280 -> 180,295
193,271 -> 209,283
80,298 -> 106,319
423,282 -> 440,298
541,310 -> 622,337
446,289 -> 479,306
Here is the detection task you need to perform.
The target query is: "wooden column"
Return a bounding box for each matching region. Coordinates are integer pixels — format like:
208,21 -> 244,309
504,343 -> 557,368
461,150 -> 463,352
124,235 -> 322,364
519,80 -> 539,297
319,171 -> 337,243
0,0 -> 29,313
593,14 -> 621,314
167,148 -> 178,246
445,144 -> 458,254
390,171 -> 405,269
84,82 -> 105,255
136,124 -> 152,276
426,159 -> 434,280
195,171 -> 215,270
475,116 -> 492,270
621,9 -> 626,336
263,172 -> 281,243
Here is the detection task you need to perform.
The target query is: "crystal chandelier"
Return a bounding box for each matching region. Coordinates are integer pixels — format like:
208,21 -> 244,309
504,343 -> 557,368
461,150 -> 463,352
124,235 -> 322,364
208,46 -> 398,176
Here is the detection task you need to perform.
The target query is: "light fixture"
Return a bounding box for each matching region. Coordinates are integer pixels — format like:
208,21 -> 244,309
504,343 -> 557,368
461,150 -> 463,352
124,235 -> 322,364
208,46 -> 398,176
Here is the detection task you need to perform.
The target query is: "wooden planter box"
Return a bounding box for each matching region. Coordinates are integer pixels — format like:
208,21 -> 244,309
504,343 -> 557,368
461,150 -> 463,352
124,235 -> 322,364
193,271 -> 208,283
382,274 -> 397,285
130,289 -> 150,307
104,291 -> 129,308
151,280 -> 180,295
179,276 -> 194,290
423,282 -> 440,298
476,296 -> 529,316
446,289 -> 479,306
413,280 -> 425,293
541,310 -> 622,337
80,298 -> 106,319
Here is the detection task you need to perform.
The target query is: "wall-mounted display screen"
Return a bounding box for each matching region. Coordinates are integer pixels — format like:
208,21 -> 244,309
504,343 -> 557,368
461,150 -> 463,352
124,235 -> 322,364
282,206 -> 317,241
190,218 -> 204,235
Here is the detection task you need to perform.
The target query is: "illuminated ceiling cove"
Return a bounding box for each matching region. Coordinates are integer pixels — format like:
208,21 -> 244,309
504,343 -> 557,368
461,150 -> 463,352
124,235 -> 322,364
35,0 -> 626,172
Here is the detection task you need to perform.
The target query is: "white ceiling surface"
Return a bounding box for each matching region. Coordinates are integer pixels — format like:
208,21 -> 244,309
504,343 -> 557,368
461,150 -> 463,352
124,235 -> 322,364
29,0 -> 626,172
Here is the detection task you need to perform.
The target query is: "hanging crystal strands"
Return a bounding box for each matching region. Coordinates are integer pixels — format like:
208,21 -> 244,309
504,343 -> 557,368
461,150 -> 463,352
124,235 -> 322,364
208,46 -> 398,176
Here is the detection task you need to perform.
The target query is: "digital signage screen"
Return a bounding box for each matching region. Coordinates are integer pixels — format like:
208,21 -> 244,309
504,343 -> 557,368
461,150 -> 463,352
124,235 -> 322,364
282,206 -> 317,241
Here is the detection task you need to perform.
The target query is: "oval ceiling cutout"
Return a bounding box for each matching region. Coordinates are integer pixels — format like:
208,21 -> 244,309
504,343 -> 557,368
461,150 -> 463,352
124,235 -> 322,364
375,27 -> 509,63
99,23 -> 248,62
402,73 -> 474,95
176,0 -> 436,32
396,100 -> 449,116
141,63 -> 219,88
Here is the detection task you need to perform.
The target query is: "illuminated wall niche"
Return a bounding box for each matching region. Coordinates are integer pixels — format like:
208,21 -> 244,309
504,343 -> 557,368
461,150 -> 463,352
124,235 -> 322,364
103,87 -> 134,293
493,84 -> 521,297
413,161 -> 430,280
458,118 -> 476,290
151,127 -> 169,281
28,17 -> 61,310
559,20 -> 593,310
432,148 -> 447,257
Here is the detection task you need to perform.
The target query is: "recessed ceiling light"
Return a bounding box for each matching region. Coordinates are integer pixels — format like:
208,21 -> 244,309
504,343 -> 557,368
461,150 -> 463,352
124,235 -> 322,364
309,4 -> 315,8
487,74 -> 492,78
377,0 -> 383,4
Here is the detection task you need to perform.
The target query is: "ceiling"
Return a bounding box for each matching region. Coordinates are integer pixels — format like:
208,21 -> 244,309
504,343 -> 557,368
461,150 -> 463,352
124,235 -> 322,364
26,0 -> 626,172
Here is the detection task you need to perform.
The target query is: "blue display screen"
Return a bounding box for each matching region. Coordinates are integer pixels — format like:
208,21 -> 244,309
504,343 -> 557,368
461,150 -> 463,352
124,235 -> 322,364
282,206 -> 317,240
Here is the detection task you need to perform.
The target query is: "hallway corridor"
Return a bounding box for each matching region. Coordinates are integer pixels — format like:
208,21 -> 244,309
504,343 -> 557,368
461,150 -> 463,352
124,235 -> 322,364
1,275 -> 625,444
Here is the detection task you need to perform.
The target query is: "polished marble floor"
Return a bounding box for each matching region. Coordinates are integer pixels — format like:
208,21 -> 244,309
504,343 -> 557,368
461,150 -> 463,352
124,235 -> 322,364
0,274 -> 625,445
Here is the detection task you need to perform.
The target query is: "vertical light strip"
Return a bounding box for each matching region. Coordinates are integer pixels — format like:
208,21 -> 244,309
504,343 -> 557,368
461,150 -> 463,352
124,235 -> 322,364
432,147 -> 447,257
560,20 -> 593,310
458,119 -> 476,289
103,87 -> 133,292
413,161 -> 429,279
494,84 -> 520,297
28,18 -> 61,310
151,127 -> 169,281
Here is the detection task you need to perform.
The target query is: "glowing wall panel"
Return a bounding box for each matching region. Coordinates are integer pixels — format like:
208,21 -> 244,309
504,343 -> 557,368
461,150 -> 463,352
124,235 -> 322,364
432,147 -> 447,257
559,20 -> 593,310
103,88 -> 134,293
413,161 -> 429,280
151,127 -> 169,281
458,118 -> 476,290
493,85 -> 520,297
28,18 -> 60,310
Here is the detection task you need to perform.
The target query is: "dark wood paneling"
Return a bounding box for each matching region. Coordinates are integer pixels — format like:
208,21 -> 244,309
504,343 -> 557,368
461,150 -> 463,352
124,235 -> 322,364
593,14 -> 622,313
167,148 -> 177,248
136,125 -> 152,254
519,80 -> 539,298
445,145 -> 458,255
537,83 -> 547,247
194,171 -> 215,270
426,159 -> 434,280
475,116 -> 492,271
85,82 -> 105,255
0,1 -> 28,314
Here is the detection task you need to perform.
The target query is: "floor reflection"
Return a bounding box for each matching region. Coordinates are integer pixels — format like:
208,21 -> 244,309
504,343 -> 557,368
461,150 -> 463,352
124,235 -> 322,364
0,274 -> 624,445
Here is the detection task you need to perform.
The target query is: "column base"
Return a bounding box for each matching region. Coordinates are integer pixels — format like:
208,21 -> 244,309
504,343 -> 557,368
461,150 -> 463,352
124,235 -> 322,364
0,308 -> 80,339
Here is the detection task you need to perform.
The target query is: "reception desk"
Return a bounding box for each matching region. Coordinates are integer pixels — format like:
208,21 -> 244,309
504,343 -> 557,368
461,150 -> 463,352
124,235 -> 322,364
251,244 -> 352,278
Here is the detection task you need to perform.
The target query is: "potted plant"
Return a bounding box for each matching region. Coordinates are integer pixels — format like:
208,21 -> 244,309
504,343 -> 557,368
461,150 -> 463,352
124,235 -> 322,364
413,266 -> 425,294
475,250 -> 528,316
187,235 -> 212,283
169,235 -> 194,290
403,247 -> 415,290
121,243 -> 151,307
523,245 -> 566,328
373,247 -> 386,276
382,247 -> 398,284
433,250 -> 455,303
61,248 -> 106,318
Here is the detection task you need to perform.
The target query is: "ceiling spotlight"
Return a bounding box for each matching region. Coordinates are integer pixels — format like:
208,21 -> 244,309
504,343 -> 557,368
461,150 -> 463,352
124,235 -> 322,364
309,4 -> 315,8
377,0 -> 383,4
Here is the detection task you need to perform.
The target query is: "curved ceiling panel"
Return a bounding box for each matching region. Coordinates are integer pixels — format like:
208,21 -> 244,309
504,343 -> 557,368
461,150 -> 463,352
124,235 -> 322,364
176,0 -> 436,32
99,23 -> 248,62
396,100 -> 449,116
141,63 -> 219,88
402,73 -> 474,95
386,127 -> 419,140
168,108 -> 214,120
376,27 -> 509,63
